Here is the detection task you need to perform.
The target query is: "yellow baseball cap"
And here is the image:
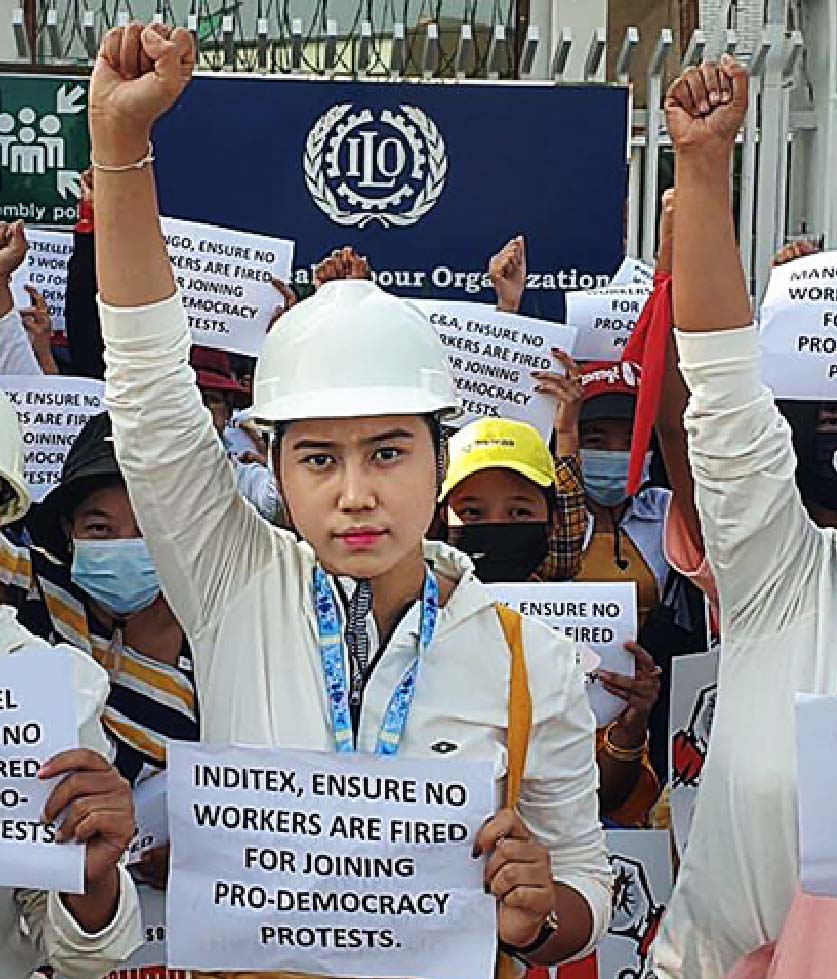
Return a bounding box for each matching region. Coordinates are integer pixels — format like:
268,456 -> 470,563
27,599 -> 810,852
440,418 -> 556,501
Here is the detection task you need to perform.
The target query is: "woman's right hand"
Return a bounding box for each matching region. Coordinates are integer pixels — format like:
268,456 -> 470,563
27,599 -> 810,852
90,23 -> 195,156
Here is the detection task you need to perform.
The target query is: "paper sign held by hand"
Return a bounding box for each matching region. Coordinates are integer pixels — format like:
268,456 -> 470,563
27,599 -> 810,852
166,743 -> 496,979
0,647 -> 84,893
796,693 -> 837,897
10,228 -> 73,334
411,299 -> 577,442
565,285 -> 653,362
0,375 -> 104,503
161,216 -> 295,358
760,250 -> 837,399
489,581 -> 638,726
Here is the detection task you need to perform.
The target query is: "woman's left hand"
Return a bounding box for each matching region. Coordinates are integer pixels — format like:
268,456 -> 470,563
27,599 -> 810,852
597,642 -> 662,737
473,808 -> 555,948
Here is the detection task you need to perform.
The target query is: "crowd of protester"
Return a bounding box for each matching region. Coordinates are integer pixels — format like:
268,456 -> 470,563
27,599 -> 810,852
0,24 -> 835,979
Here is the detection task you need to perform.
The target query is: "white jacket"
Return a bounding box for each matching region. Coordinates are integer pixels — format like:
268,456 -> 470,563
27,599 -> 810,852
651,326 -> 837,979
100,292 -> 612,957
0,606 -> 141,979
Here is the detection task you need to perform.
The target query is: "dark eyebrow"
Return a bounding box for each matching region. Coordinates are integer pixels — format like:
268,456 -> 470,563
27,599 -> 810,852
291,429 -> 415,452
76,507 -> 111,519
291,439 -> 337,452
361,428 -> 415,446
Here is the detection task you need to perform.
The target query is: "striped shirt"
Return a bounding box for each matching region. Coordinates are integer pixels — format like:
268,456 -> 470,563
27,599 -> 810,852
0,532 -> 198,785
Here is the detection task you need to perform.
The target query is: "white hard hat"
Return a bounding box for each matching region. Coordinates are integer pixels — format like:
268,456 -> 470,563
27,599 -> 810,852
0,392 -> 31,526
252,280 -> 460,424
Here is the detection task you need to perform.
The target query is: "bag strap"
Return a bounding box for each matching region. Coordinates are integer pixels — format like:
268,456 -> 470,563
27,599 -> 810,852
494,603 -> 532,809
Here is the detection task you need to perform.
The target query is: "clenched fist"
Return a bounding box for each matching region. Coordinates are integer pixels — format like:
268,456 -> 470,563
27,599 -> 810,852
90,22 -> 195,154
665,55 -> 748,157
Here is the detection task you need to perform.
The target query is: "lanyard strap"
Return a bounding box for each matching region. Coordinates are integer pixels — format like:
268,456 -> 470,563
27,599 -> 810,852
313,565 -> 439,756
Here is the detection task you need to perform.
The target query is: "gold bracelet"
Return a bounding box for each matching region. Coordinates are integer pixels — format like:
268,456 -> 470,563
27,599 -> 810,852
603,721 -> 646,762
91,141 -> 155,173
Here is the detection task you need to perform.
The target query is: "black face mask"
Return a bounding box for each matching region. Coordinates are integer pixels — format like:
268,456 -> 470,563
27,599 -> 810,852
804,433 -> 837,509
448,522 -> 549,583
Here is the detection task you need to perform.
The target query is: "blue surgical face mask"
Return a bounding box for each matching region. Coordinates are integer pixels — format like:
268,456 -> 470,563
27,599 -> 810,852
71,538 -> 161,617
580,449 -> 652,508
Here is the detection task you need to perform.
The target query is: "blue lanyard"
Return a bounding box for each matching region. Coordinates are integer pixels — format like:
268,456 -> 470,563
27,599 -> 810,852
313,565 -> 439,756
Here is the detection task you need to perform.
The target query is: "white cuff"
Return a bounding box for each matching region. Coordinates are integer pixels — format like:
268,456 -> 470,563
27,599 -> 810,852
46,865 -> 139,952
98,290 -> 187,347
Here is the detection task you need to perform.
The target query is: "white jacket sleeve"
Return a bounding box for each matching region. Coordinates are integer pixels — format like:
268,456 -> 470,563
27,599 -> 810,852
517,618 -> 612,961
0,309 -> 43,376
100,292 -> 287,644
15,643 -> 141,976
16,867 -> 140,979
676,326 -> 824,636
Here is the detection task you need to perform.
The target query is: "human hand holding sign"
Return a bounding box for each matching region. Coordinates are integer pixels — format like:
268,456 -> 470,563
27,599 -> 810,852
474,808 -> 555,947
40,748 -> 135,932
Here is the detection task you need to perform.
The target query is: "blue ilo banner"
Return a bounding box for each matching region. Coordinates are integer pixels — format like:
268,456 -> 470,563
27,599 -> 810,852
154,77 -> 628,320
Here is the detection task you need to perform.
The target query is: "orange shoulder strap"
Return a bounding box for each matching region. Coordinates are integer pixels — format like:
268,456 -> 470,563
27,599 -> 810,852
493,603 -> 532,812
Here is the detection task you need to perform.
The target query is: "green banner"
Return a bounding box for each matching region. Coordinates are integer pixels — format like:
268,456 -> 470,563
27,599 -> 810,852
0,74 -> 90,227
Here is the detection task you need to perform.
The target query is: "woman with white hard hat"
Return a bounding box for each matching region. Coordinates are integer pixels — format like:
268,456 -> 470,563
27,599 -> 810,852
88,21 -> 611,969
0,393 -> 141,978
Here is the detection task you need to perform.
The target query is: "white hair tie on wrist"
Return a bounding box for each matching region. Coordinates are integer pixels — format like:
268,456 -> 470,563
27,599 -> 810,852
91,141 -> 155,172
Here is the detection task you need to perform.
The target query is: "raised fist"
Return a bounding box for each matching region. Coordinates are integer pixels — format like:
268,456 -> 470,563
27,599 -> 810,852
90,22 -> 195,142
665,55 -> 748,156
0,220 -> 28,277
489,235 -> 526,313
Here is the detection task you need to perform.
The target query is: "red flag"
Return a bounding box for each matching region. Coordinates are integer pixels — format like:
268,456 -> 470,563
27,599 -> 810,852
622,271 -> 673,496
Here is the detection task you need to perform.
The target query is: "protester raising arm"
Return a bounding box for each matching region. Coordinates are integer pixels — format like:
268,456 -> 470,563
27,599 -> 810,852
0,222 -> 45,377
667,57 -> 822,630
91,24 -> 276,644
20,286 -> 59,375
490,236 -> 526,314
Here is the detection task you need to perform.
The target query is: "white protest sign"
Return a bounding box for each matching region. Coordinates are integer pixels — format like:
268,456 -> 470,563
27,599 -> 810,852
760,251 -> 837,399
128,773 -> 168,866
0,375 -> 104,502
489,582 -> 637,727
669,645 -> 719,857
0,647 -> 84,892
166,743 -> 496,979
610,257 -> 655,288
161,217 -> 294,358
565,285 -> 652,362
595,828 -> 673,979
10,228 -> 73,334
411,299 -> 577,441
796,693 -> 837,897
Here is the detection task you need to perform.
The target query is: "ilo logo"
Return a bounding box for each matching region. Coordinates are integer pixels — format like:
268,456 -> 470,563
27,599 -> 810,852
303,104 -> 448,229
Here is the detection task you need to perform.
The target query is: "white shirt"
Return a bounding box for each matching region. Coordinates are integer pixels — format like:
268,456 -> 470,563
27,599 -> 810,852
100,292 -> 613,959
651,326 -> 837,979
0,606 -> 141,979
0,308 -> 42,376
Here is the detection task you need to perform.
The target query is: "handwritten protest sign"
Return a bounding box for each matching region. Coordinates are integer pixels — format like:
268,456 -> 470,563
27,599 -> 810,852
610,257 -> 655,288
760,251 -> 837,399
167,743 -> 495,979
0,647 -> 84,892
411,299 -> 577,441
0,375 -> 104,502
796,693 -> 837,896
11,228 -> 73,334
161,217 -> 294,358
128,773 -> 168,866
669,646 -> 719,857
565,285 -> 652,361
489,582 -> 637,726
